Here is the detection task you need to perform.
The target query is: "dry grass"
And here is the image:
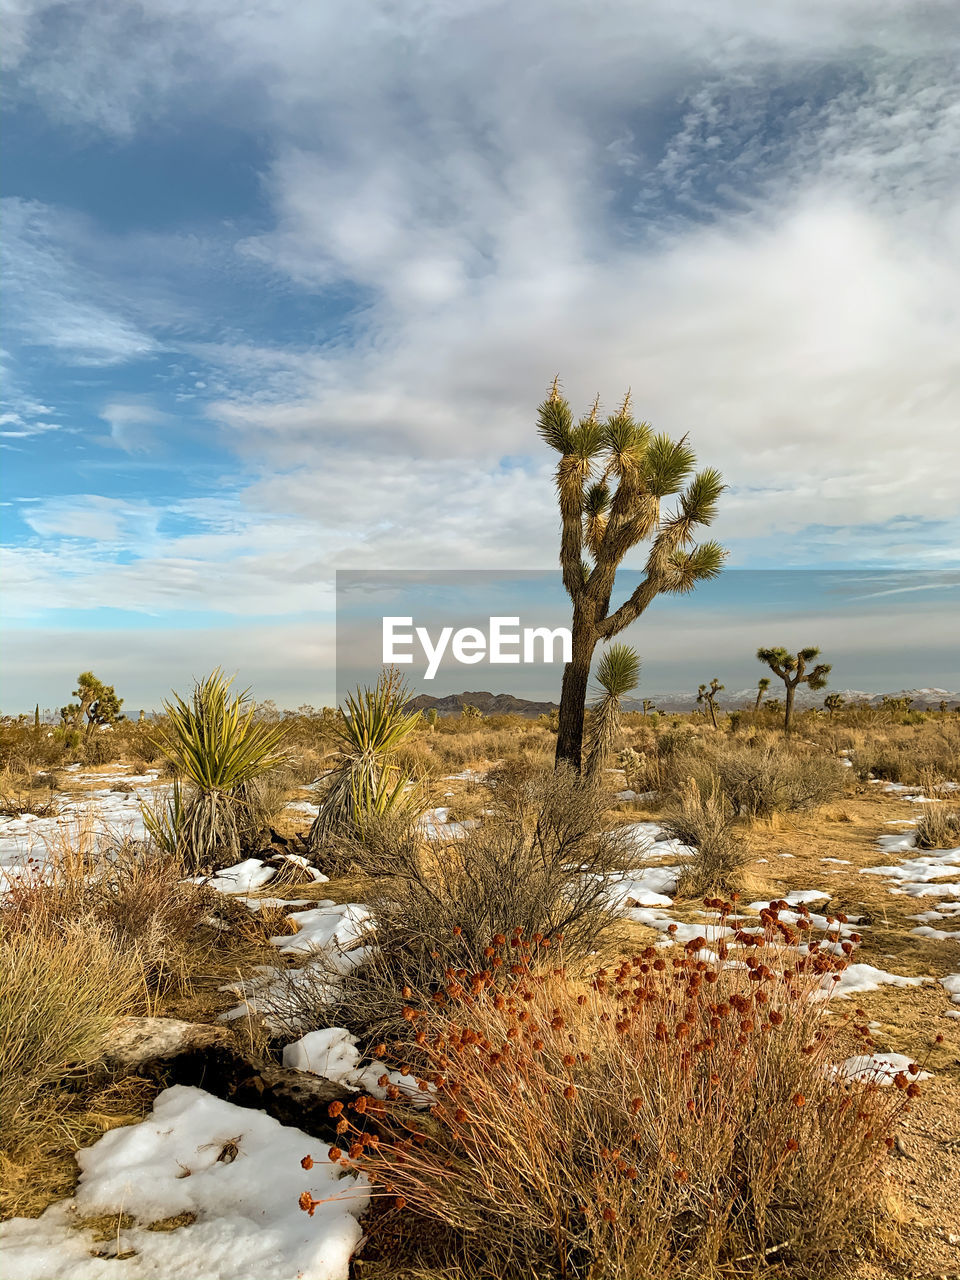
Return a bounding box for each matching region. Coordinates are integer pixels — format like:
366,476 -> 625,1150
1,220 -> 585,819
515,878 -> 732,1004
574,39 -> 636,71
913,805 -> 960,850
661,777 -> 751,895
313,910 -> 926,1280
0,921 -> 146,1151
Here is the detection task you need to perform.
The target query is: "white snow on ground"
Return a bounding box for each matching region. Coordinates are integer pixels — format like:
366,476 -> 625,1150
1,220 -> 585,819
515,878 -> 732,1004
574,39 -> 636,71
833,1053 -> 931,1085
910,925 -> 960,941
747,890 -> 831,909
220,902 -> 374,1028
272,902 -> 371,956
814,964 -> 927,1000
236,896 -> 313,913
0,780 -> 160,876
186,858 -> 328,896
603,866 -> 679,909
186,859 -> 277,895
941,974 -> 960,1004
0,1086 -> 366,1280
417,807 -> 476,840
283,1028 -> 422,1101
285,800 -> 321,816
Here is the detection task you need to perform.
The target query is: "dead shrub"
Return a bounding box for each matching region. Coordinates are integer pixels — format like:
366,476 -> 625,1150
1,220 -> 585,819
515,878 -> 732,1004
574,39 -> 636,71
662,778 -> 749,894
324,767 -> 633,1045
668,743 -> 846,819
914,806 -> 960,850
314,907 -> 922,1280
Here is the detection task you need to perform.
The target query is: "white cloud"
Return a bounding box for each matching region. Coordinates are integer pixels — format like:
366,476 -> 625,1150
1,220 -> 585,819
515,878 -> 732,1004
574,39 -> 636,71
0,0 -> 957,691
1,199 -> 158,365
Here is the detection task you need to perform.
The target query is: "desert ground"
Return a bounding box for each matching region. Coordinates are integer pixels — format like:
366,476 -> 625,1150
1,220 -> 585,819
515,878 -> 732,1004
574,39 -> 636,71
1,700 -> 958,1280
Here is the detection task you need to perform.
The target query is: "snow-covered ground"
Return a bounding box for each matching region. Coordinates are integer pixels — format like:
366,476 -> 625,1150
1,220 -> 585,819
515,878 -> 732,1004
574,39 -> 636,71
0,1087 -> 366,1280
0,770 -> 161,882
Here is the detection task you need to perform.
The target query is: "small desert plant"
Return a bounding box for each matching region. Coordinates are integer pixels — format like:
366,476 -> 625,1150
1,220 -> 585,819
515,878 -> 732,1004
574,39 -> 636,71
584,644 -> 641,779
309,670 -> 422,845
914,806 -> 960,850
309,904 -> 922,1280
662,777 -> 749,894
153,670 -> 289,872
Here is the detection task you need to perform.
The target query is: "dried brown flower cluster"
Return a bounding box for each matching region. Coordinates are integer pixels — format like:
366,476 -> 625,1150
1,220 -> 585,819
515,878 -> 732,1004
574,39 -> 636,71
300,904 -> 932,1277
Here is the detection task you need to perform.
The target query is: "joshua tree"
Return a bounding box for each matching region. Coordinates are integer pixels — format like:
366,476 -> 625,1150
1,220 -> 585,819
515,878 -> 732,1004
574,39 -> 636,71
753,677 -> 770,713
756,647 -> 832,734
60,671 -> 124,730
584,644 -> 641,778
940,699 -> 948,714
824,692 -> 845,716
539,383 -> 725,770
697,677 -> 724,729
641,698 -> 657,716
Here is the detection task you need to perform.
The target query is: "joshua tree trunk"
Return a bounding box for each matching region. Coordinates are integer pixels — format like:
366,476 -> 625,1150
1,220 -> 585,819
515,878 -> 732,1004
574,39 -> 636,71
556,615 -> 599,769
784,683 -> 797,734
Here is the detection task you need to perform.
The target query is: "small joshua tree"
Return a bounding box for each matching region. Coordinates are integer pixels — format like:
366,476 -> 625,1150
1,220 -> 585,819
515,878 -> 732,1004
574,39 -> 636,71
697,677 -> 724,729
753,676 -> 770,713
756,647 -> 832,734
584,644 -> 641,779
60,671 -> 124,730
539,382 -> 725,770
824,692 -> 845,716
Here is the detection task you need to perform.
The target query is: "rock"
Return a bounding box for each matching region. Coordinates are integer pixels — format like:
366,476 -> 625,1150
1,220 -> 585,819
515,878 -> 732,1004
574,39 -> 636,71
97,1016 -> 353,1139
101,1017 -> 234,1072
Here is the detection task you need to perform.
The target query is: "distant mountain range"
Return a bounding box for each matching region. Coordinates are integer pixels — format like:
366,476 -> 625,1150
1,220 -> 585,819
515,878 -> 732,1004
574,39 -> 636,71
410,688 -> 960,718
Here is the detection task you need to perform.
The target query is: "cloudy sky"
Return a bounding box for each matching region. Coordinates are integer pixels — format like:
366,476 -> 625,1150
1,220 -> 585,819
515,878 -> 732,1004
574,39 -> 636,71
2,0 -> 958,711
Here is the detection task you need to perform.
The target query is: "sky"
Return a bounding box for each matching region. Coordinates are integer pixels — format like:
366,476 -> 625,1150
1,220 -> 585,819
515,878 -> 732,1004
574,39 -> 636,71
1,0 -> 959,712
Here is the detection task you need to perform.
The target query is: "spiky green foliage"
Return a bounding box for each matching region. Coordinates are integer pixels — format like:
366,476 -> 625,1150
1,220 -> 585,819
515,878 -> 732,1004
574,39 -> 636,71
538,383 -> 726,768
757,647 -> 832,733
309,670 -> 423,844
584,644 -> 641,778
153,670 -> 289,872
697,677 -> 724,729
824,693 -> 846,715
141,777 -> 186,854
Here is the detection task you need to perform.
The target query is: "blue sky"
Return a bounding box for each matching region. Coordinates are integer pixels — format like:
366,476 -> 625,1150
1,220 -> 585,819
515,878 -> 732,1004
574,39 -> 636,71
2,0 -> 959,711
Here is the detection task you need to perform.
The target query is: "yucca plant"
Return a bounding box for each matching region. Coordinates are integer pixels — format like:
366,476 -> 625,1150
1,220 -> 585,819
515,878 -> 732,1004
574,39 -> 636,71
753,676 -> 771,713
309,669 -> 423,845
141,777 -> 185,854
584,643 -> 640,779
152,670 -> 289,872
538,382 -> 726,769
